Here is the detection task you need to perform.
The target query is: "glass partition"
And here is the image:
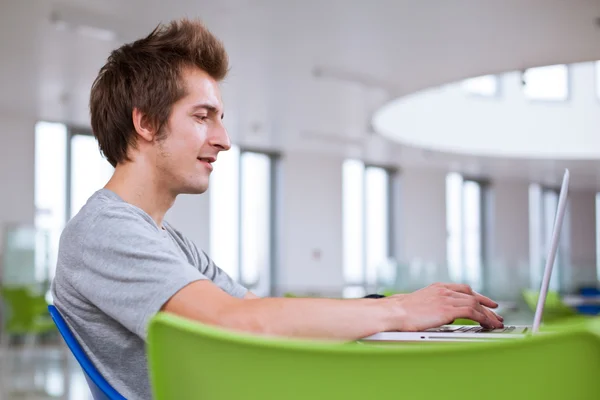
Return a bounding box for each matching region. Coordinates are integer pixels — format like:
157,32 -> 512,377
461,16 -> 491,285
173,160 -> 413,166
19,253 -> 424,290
1,224 -> 51,293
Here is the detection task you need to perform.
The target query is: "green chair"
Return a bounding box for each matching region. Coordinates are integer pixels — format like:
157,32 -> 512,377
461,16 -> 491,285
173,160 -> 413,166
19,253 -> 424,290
451,318 -> 478,325
0,286 -> 57,397
522,289 -> 578,322
147,313 -> 600,400
0,286 -> 55,338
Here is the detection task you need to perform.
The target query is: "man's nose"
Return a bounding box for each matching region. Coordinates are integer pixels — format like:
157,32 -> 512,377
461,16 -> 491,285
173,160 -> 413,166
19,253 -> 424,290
209,122 -> 231,151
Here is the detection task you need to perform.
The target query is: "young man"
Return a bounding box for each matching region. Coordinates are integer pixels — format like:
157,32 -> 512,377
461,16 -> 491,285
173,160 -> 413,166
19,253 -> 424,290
51,18 -> 503,399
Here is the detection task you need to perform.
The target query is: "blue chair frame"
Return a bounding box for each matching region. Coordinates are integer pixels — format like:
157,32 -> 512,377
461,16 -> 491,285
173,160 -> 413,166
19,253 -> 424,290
48,305 -> 126,400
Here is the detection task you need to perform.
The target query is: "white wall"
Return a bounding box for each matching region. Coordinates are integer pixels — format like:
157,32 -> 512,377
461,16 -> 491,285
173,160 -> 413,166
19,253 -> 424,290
0,113 -> 36,258
277,151 -> 344,295
567,189 -> 597,290
165,194 -> 211,252
399,168 -> 447,264
486,180 -> 530,298
395,168 -> 448,290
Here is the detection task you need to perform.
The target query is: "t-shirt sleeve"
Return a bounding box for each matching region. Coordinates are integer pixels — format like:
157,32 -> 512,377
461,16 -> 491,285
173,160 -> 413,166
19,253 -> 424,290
167,223 -> 248,299
196,248 -> 248,299
71,205 -> 207,339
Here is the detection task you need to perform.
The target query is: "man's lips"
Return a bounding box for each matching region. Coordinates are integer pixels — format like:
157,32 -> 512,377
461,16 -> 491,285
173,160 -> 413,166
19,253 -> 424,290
197,156 -> 216,171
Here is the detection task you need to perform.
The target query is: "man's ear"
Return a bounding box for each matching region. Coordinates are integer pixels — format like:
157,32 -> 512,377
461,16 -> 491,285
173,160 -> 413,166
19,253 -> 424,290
132,108 -> 156,142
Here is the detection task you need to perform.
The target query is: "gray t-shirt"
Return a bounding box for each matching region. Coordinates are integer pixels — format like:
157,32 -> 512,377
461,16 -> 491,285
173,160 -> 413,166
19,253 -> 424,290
51,189 -> 247,400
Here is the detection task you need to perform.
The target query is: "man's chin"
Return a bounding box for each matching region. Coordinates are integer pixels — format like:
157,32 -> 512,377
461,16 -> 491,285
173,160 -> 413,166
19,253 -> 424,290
180,183 -> 209,195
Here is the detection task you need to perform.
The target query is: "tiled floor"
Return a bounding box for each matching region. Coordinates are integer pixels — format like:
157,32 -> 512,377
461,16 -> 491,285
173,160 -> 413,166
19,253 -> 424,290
0,345 -> 93,400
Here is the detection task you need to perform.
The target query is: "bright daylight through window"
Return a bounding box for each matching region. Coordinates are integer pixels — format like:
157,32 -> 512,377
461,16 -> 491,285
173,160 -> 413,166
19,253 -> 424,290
343,160 -> 393,297
446,173 -> 483,292
210,146 -> 276,296
522,64 -> 569,101
461,75 -> 498,96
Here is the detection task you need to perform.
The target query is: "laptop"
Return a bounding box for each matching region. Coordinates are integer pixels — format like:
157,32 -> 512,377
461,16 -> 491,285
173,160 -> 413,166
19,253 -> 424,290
362,169 -> 570,342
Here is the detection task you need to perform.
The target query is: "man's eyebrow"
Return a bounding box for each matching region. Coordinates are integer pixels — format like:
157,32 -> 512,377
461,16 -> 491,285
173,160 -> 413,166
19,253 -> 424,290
191,103 -> 224,119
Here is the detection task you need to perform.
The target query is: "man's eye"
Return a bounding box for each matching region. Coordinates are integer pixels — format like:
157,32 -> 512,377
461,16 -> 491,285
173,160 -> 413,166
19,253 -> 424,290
195,115 -> 208,121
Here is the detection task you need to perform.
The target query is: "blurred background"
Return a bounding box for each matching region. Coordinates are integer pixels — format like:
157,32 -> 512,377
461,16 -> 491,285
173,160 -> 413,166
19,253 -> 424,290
1,0 -> 600,398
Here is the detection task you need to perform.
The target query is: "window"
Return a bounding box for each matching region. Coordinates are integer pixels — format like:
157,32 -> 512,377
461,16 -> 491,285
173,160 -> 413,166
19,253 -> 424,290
461,75 -> 498,96
69,132 -> 114,218
34,122 -> 67,281
35,123 -> 114,280
343,160 -> 395,296
342,160 -> 365,287
239,151 -> 273,296
596,61 -> 600,100
364,167 -> 390,286
446,174 -> 486,291
209,146 -> 279,296
596,193 -> 600,281
522,64 -> 569,101
529,184 -> 569,291
209,145 -> 240,281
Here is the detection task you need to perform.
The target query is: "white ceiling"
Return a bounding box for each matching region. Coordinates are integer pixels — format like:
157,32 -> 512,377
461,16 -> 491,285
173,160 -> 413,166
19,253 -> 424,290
2,0 -> 600,187
373,62 -> 600,187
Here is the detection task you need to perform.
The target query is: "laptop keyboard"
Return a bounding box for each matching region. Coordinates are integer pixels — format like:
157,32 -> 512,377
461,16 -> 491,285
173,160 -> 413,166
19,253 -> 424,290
427,325 -> 517,333
457,325 -> 516,333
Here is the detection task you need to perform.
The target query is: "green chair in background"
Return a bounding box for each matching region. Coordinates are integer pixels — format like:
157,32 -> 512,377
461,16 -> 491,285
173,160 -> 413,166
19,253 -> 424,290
0,286 -> 57,397
0,225 -> 54,342
522,289 -> 578,323
450,318 -> 478,325
0,286 -> 55,340
147,312 -> 600,400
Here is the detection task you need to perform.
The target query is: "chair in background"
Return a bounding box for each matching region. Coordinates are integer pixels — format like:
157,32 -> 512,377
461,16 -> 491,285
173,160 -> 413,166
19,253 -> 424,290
0,286 -> 55,344
522,289 -> 579,322
0,224 -> 53,344
0,286 -> 56,396
576,286 -> 600,315
48,305 -> 126,400
579,286 -> 600,296
147,312 -> 600,400
450,318 -> 478,325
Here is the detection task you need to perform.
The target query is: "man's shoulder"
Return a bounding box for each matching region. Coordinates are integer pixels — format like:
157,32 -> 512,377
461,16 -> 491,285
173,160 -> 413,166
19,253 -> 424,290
55,189 -> 161,278
64,189 -> 153,237
58,191 -> 158,268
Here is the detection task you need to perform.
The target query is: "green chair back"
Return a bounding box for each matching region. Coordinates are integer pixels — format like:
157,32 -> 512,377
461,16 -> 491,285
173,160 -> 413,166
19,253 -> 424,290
523,289 -> 577,322
451,318 -> 479,325
147,313 -> 600,400
0,286 -> 55,334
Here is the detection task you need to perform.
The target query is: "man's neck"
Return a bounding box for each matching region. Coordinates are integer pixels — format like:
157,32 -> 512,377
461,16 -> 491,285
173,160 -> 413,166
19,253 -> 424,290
104,160 -> 176,229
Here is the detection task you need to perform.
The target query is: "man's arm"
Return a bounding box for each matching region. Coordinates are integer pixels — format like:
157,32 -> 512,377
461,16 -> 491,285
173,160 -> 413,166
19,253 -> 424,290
162,281 -> 503,341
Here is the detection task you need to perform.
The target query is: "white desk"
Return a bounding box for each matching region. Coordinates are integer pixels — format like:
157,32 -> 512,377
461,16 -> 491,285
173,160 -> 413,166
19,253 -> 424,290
562,295 -> 600,306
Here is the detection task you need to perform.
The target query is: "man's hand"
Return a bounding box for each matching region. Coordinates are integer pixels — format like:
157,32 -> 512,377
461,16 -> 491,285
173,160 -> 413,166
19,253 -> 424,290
385,283 -> 504,332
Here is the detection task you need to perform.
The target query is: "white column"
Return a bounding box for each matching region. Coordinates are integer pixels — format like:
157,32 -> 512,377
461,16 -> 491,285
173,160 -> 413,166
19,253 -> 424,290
567,189 -> 597,291
0,114 -> 36,257
277,151 -> 344,295
486,180 -> 530,299
395,168 -> 448,291
166,194 -> 211,252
